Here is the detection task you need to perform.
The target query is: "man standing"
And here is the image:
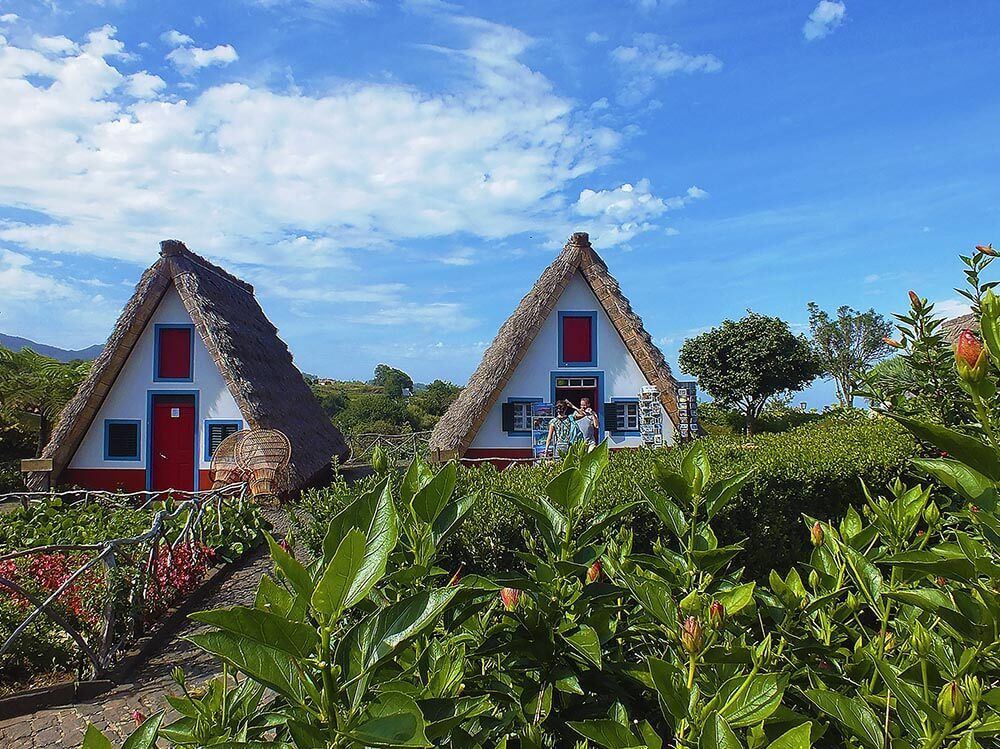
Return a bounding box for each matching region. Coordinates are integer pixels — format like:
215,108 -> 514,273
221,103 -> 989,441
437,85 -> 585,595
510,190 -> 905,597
573,397 -> 599,448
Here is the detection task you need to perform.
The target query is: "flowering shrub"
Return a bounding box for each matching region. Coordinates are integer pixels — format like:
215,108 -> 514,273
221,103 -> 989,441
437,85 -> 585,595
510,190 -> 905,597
144,541 -> 214,620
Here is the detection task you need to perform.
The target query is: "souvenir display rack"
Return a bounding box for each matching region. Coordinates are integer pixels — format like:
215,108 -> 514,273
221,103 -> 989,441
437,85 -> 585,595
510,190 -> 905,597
676,381 -> 700,441
531,402 -> 554,459
639,386 -> 661,446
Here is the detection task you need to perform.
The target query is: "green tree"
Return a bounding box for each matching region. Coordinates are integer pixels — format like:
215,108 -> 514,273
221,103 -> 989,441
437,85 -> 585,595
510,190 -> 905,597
0,346 -> 89,455
336,392 -> 412,435
679,312 -> 821,434
371,364 -> 414,399
807,302 -> 892,408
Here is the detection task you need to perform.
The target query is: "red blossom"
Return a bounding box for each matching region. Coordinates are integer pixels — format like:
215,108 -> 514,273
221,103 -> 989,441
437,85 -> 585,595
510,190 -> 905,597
956,330 -> 985,369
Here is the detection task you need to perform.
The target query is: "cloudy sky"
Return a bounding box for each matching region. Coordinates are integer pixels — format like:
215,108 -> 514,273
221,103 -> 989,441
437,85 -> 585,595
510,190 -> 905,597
0,1 -> 997,405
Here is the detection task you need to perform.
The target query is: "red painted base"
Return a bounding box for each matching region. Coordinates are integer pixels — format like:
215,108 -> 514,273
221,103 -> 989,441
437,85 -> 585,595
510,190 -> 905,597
59,468 -> 212,493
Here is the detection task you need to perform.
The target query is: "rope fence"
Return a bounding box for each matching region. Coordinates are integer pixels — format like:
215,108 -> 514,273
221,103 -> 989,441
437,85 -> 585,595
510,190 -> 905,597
346,431 -> 432,467
0,483 -> 248,679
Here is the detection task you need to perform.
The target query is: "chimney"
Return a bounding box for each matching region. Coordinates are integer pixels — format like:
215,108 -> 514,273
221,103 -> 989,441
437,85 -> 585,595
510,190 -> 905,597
159,239 -> 187,257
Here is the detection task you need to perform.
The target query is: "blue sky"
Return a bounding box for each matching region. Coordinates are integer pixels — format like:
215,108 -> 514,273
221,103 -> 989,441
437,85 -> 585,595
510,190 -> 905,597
0,0 -> 997,406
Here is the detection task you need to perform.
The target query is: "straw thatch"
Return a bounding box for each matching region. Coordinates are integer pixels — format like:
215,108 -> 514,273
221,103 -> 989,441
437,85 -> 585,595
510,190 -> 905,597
28,240 -> 349,490
941,313 -> 978,343
429,232 -> 679,459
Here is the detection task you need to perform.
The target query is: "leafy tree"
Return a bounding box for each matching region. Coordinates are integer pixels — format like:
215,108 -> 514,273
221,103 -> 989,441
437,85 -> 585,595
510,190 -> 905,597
679,312 -> 821,434
371,363 -> 414,399
0,346 -> 89,455
335,392 -> 412,435
807,302 -> 892,408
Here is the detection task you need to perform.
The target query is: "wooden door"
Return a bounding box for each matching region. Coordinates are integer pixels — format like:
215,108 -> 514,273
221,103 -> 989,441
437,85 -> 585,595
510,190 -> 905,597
151,396 -> 196,491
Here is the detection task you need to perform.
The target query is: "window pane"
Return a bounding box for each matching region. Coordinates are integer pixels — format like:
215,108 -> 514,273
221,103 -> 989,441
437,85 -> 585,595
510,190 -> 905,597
107,422 -> 138,458
158,327 -> 192,379
562,315 -> 593,363
208,423 -> 239,458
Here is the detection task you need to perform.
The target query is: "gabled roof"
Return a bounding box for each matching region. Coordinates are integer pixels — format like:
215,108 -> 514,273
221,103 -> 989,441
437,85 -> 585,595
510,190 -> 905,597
941,313 -> 977,343
30,240 -> 349,489
430,232 -> 679,458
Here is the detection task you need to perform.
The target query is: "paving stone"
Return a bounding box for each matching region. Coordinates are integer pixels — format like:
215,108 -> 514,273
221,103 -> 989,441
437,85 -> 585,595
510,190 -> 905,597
0,511 -> 285,748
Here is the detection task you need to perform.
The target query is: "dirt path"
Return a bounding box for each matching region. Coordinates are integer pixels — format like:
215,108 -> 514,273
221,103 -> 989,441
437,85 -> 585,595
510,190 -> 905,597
0,518 -> 284,748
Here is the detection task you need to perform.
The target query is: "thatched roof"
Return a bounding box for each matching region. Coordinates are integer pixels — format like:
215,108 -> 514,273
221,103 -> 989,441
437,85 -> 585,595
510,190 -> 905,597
430,232 -> 679,459
941,313 -> 978,343
29,240 -> 348,490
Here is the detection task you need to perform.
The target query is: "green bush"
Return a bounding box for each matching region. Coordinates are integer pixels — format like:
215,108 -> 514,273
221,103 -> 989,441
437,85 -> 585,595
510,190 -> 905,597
297,414 -> 916,579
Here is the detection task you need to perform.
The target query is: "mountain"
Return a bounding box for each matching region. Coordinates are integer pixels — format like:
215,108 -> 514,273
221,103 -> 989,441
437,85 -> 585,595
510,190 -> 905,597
0,333 -> 103,362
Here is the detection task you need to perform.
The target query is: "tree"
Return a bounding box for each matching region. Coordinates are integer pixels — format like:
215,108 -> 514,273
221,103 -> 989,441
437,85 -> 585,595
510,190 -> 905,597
371,364 -> 414,399
0,346 -> 89,455
807,302 -> 892,408
679,312 -> 821,434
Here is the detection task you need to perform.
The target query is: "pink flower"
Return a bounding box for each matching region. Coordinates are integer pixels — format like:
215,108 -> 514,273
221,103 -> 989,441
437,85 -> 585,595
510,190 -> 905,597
586,560 -> 602,584
499,587 -> 521,611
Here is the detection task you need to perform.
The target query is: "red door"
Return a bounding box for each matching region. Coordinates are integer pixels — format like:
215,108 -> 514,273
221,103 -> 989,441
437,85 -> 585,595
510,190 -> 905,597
151,396 -> 196,492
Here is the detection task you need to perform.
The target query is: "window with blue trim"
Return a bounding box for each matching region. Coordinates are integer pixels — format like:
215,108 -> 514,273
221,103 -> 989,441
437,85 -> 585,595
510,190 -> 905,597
205,420 -> 242,460
104,419 -> 141,461
502,399 -> 540,435
558,311 -> 598,367
610,399 -> 639,434
154,324 -> 194,382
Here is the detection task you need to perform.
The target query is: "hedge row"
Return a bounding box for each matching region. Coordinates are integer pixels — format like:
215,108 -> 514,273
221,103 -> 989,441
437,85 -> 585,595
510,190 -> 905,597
294,413 -> 917,579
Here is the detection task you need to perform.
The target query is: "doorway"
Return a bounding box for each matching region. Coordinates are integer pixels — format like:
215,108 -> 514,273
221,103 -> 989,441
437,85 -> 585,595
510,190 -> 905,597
149,394 -> 196,492
553,375 -> 600,412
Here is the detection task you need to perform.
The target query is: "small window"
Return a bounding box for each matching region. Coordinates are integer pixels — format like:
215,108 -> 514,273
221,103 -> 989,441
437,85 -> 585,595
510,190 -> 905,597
559,312 -> 596,366
105,420 -> 140,461
616,402 -> 639,432
155,325 -> 193,381
205,421 -> 242,460
502,400 -> 539,435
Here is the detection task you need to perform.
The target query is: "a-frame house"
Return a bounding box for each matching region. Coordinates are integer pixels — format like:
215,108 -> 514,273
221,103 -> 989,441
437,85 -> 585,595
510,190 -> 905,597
28,240 -> 348,492
430,232 -> 679,463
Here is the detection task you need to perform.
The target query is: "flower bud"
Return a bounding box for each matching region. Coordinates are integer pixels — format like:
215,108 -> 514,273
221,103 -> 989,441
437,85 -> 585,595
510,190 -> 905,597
808,570 -> 820,590
371,445 -> 388,474
131,710 -> 146,727
586,559 -> 603,584
909,290 -> 921,308
810,521 -> 824,547
956,329 -> 988,384
171,666 -> 186,686
845,592 -> 859,613
963,675 -> 983,707
448,563 -> 464,587
680,616 -> 704,655
883,337 -> 905,349
500,587 -> 522,611
976,243 -> 998,257
881,630 -> 896,654
909,621 -> 931,657
936,576 -> 947,587
709,600 -> 725,628
937,681 -> 967,720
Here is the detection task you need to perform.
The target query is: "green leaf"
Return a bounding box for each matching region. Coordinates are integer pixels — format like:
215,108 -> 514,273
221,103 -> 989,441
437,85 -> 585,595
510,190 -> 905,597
647,656 -> 689,725
341,588 -> 458,677
720,673 -> 785,727
623,574 -> 678,630
311,528 -> 367,619
411,461 -> 458,525
638,484 -> 687,538
499,491 -> 565,551
569,720 -> 643,749
187,632 -> 311,705
578,501 -> 643,546
576,439 -> 609,508
189,606 -> 319,659
347,692 -> 432,747
699,714 -> 743,749
804,689 -> 883,749
682,442 -> 711,494
840,543 -> 882,606
400,457 -> 434,507
890,415 -> 1000,481
653,462 -> 693,506
881,549 -> 977,581
869,656 -> 944,728
82,725 -> 114,749
980,288 -> 1000,362
704,470 -> 753,520
766,723 -> 812,749
715,582 -> 756,617
266,534 -> 313,599
564,624 -> 602,669
430,491 -> 478,547
122,713 -> 164,749
911,458 -> 998,511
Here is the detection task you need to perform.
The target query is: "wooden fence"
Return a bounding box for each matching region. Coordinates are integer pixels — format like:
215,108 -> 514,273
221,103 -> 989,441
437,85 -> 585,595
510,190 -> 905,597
345,431 -> 432,467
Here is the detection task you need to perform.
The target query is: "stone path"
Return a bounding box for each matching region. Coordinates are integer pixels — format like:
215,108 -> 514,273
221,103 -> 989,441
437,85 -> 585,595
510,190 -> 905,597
0,511 -> 287,748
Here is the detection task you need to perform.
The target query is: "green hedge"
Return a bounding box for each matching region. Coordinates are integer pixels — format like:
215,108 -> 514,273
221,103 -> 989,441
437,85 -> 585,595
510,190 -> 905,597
295,414 -> 917,579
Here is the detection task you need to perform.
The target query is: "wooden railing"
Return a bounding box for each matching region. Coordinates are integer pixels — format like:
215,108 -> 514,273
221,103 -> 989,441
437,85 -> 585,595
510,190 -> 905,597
345,431 -> 432,467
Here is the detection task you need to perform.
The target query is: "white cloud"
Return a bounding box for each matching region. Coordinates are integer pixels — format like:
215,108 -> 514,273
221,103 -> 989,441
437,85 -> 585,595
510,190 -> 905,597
166,43 -> 238,74
863,273 -> 880,283
124,71 -> 166,98
611,34 -> 722,104
803,1 -> 847,41
161,29 -> 194,47
585,31 -> 608,44
664,227 -> 679,236
351,302 -> 478,331
436,247 -> 478,266
33,35 -> 79,55
573,179 -> 708,246
0,14 -> 18,24
252,0 -> 374,9
933,298 -> 971,319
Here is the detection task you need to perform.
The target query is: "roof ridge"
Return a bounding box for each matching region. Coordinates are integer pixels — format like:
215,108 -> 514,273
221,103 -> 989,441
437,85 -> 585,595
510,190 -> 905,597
159,240 -> 254,295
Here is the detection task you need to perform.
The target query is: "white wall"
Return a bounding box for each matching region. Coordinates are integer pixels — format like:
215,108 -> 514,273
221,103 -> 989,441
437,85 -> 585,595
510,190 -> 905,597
69,287 -> 244,470
469,271 -> 674,450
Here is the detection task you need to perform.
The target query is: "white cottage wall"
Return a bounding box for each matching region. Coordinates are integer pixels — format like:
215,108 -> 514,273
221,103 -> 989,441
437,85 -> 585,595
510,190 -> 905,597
468,272 -> 674,451
69,287 -> 243,471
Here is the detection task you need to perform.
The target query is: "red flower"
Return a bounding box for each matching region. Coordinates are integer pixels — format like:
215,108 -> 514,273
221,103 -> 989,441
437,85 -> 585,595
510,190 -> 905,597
909,290 -> 921,308
131,710 -> 146,726
586,560 -> 602,584
709,600 -> 725,628
679,616 -> 704,654
957,330 -> 985,368
810,521 -> 824,547
499,587 -> 522,611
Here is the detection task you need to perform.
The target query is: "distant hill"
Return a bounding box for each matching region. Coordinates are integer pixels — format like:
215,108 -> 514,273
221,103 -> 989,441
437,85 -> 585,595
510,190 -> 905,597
0,333 -> 103,362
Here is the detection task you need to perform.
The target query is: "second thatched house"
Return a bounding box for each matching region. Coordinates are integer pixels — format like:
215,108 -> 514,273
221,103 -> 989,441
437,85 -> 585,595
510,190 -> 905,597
430,232 -> 680,463
28,240 -> 348,493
